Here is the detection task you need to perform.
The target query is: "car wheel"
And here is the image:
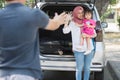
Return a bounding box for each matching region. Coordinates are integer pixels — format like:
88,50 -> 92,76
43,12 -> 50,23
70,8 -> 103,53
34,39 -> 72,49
94,71 -> 104,80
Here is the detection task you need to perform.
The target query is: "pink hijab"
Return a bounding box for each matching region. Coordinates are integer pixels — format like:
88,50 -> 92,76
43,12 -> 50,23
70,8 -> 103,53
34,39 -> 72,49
72,6 -> 84,24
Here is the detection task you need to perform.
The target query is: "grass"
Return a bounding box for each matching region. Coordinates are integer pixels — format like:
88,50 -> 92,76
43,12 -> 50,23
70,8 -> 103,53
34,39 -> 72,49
104,32 -> 120,39
104,32 -> 120,44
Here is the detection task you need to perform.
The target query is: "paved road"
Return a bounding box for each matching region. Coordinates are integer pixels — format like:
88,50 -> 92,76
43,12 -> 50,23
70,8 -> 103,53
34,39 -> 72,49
43,71 -> 75,80
105,38 -> 120,61
42,71 -> 95,80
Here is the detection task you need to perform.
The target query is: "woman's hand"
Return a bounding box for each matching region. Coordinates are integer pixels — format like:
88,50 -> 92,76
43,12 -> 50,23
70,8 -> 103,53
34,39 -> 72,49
65,13 -> 72,23
64,13 -> 72,27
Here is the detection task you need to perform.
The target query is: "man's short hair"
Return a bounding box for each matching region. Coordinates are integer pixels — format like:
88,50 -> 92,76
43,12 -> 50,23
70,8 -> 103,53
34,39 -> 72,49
5,0 -> 15,1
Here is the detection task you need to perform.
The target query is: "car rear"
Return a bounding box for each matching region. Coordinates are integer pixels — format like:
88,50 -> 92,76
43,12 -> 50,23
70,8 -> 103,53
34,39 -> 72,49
37,1 -> 105,72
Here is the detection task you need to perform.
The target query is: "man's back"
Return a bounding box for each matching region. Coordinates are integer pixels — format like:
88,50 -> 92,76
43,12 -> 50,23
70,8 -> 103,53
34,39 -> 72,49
0,3 -> 49,79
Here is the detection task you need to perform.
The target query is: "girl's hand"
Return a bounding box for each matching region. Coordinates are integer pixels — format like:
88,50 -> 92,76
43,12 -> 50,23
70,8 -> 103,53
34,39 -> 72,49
87,24 -> 91,28
87,24 -> 95,28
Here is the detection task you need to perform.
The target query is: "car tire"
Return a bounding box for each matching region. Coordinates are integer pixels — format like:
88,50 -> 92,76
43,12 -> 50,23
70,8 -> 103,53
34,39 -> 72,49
94,70 -> 104,80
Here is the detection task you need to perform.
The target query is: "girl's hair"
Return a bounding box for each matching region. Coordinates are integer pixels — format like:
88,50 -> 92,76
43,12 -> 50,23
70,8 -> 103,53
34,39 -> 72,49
85,9 -> 93,18
85,9 -> 93,14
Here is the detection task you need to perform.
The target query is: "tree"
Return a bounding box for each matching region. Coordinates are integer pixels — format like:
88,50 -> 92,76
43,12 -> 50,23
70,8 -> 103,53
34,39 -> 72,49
0,0 -> 35,8
110,0 -> 119,5
0,0 -> 5,8
117,16 -> 120,26
26,0 -> 35,8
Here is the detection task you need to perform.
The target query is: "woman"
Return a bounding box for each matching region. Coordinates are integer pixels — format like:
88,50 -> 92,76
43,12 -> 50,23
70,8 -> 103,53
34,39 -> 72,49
63,6 -> 94,80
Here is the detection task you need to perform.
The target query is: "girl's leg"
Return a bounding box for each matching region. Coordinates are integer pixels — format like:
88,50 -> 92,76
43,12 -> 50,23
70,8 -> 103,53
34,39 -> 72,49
86,37 -> 91,50
73,51 -> 84,80
84,37 -> 91,55
83,50 -> 94,80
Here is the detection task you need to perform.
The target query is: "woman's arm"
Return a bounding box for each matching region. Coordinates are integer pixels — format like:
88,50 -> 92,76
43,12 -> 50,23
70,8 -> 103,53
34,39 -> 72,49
62,14 -> 72,34
63,22 -> 71,34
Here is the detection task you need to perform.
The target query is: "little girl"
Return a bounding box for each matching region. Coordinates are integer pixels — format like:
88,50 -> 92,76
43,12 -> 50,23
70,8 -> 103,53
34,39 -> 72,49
80,9 -> 96,55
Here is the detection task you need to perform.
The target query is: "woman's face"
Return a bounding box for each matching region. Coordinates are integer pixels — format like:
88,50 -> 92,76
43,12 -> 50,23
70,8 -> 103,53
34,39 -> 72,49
77,10 -> 84,19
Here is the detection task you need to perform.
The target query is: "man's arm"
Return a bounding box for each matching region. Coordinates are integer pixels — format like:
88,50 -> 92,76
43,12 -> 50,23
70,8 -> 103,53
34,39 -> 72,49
45,12 -> 67,30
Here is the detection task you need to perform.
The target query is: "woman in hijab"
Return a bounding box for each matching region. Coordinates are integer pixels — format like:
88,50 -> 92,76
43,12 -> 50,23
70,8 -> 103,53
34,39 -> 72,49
63,6 -> 94,80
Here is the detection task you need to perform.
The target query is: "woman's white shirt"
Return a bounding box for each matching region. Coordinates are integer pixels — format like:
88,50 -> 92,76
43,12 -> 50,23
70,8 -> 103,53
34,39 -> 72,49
63,21 -> 94,52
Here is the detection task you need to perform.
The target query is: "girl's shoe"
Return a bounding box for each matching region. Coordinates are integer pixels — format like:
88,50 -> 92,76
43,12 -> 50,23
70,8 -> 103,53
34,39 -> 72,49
84,50 -> 91,55
76,45 -> 82,50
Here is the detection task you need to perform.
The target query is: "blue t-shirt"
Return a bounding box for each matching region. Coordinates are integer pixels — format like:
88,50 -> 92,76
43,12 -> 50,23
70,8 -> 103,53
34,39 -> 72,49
0,3 -> 49,79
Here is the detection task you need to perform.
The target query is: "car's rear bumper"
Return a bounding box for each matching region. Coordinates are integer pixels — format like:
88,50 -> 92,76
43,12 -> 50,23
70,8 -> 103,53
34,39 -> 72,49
40,42 -> 104,72
40,60 -> 103,72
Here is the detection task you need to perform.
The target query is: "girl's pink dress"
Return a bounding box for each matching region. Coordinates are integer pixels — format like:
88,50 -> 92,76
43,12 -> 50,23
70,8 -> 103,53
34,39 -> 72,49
82,19 -> 96,36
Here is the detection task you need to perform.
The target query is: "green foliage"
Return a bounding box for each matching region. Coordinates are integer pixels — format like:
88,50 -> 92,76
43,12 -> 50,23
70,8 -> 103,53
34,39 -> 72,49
117,16 -> 120,26
0,0 -> 5,8
101,0 -> 119,21
100,9 -> 111,21
0,0 -> 35,8
25,0 -> 35,8
110,0 -> 119,5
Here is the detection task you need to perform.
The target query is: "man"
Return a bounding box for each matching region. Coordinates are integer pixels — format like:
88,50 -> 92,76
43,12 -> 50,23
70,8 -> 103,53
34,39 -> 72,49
0,0 -> 66,80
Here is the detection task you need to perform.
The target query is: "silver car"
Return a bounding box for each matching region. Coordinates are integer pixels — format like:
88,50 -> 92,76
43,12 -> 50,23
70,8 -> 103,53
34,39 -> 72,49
36,0 -> 108,80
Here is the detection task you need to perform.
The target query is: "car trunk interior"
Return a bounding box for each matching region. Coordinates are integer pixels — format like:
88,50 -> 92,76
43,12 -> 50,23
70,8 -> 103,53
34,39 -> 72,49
39,4 -> 94,55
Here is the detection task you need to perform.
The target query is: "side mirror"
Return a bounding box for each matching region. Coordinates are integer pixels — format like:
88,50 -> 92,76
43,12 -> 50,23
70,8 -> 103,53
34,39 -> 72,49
101,22 -> 108,28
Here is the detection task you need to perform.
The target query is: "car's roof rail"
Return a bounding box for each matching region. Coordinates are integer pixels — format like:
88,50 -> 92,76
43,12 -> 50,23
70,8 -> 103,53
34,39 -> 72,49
39,0 -> 92,3
35,0 -> 95,10
39,0 -> 96,4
